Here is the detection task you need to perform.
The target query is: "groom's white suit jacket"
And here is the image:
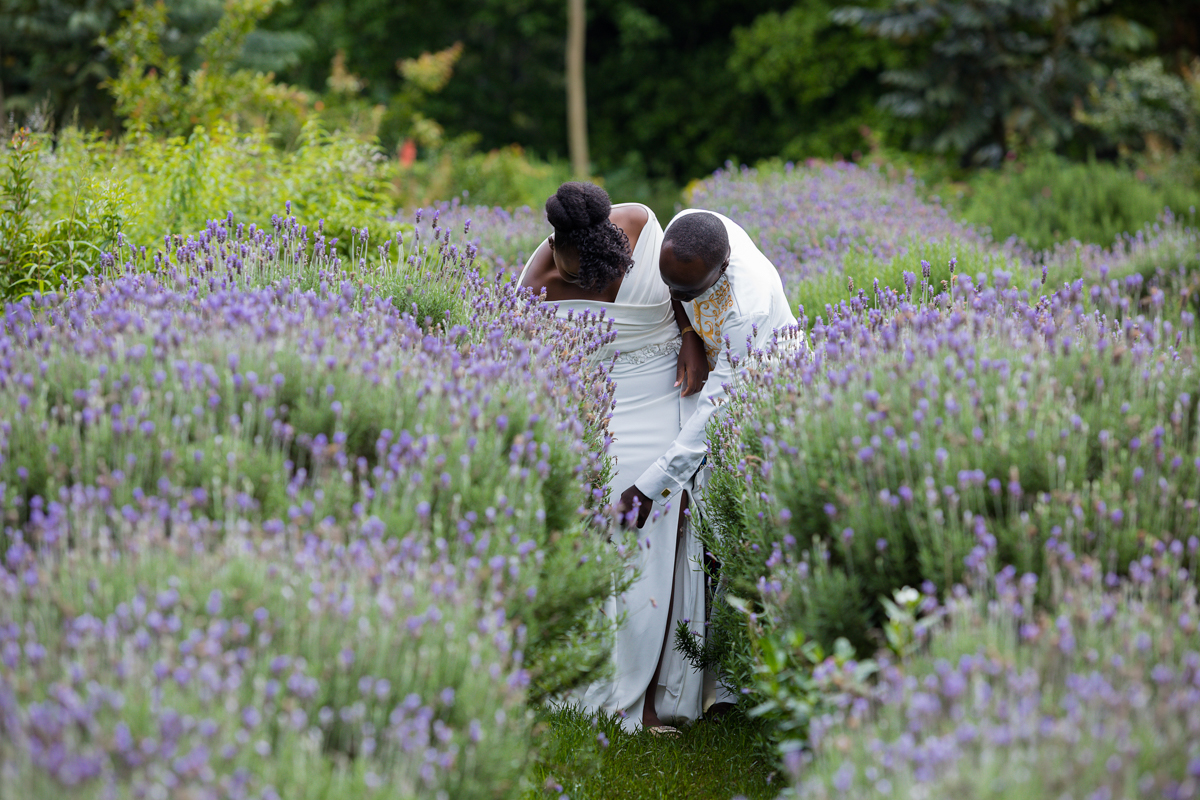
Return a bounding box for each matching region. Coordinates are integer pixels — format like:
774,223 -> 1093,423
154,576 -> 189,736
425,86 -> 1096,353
634,209 -> 799,503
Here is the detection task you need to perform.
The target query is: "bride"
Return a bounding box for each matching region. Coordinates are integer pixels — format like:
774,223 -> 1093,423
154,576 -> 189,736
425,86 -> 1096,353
519,181 -> 707,732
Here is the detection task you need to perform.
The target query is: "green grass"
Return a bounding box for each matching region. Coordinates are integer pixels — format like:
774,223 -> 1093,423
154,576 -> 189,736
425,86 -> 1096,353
526,707 -> 779,800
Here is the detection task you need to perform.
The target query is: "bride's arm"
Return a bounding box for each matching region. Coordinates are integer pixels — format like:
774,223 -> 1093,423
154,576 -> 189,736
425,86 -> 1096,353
518,238 -> 552,290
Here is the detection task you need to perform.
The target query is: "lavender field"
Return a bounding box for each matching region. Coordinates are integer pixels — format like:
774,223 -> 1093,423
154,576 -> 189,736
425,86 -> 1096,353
0,215 -> 626,798
696,164 -> 1200,798
2,162 -> 1199,799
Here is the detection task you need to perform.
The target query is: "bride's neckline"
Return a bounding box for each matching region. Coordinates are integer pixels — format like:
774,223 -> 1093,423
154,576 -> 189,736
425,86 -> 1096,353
569,203 -> 654,307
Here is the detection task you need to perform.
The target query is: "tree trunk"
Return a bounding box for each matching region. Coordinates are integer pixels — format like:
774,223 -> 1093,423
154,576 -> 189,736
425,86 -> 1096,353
566,0 -> 589,178
0,45 -> 6,125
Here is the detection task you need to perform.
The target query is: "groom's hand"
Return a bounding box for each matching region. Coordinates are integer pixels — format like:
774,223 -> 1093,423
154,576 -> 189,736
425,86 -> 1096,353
676,331 -> 709,397
617,485 -> 653,529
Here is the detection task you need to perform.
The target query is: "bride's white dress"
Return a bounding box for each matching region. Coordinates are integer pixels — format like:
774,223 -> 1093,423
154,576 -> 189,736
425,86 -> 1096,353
520,204 -> 705,730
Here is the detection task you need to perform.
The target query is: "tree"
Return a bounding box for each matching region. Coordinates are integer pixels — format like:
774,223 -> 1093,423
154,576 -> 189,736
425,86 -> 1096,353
0,0 -> 310,132
1109,0 -> 1198,70
834,0 -> 1153,164
261,0 -> 801,183
727,0 -> 914,159
102,0 -> 309,138
0,0 -> 134,130
566,0 -> 589,177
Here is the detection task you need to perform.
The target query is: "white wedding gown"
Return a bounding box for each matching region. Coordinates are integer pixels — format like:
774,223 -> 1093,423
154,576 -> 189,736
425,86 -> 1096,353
520,204 -> 706,730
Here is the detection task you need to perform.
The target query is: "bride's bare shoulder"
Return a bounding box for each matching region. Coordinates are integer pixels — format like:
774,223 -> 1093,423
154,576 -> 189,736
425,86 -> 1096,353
610,204 -> 649,240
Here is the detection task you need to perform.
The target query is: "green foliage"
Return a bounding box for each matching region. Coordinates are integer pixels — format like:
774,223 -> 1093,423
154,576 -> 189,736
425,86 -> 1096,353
314,42 -> 465,155
394,138 -> 569,212
378,42 -> 464,153
741,614 -> 875,755
1108,0 -> 1200,72
791,236 -> 1006,326
0,102 -> 573,301
265,0 -> 810,184
0,0 -> 312,132
0,128 -> 41,293
728,0 -> 915,159
794,547 -> 1199,798
878,585 -> 932,659
0,119 -> 398,287
950,153 -> 1200,249
1079,57 -> 1199,153
102,0 -> 309,139
158,0 -> 313,75
0,127 -> 125,298
1076,56 -> 1200,189
673,617 -> 729,674
835,0 -> 1154,164
5,0 -> 1200,187
0,0 -> 133,130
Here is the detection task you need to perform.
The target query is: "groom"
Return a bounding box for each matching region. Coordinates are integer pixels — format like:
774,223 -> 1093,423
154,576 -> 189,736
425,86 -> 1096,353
617,209 -> 798,524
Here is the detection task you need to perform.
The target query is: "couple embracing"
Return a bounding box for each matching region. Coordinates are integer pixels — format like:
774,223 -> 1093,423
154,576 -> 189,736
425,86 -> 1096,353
519,182 -> 798,734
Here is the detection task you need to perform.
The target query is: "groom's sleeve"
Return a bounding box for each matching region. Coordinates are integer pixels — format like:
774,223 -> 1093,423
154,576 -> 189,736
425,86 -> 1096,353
634,309 -> 768,503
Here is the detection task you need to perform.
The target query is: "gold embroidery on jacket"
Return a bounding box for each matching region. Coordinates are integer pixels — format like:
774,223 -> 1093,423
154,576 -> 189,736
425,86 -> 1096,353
690,275 -> 733,368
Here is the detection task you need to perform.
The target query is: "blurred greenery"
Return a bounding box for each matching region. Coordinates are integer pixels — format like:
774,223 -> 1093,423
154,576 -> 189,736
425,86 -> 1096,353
3,0 -> 1198,201
945,153 -> 1200,250
4,0 -> 1200,292
0,0 -> 311,132
728,0 -> 918,161
833,0 -> 1155,164
101,0 -> 309,140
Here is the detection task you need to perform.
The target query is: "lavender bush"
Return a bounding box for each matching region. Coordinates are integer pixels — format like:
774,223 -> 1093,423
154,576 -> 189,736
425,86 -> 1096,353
4,153 -> 1197,798
789,542 -> 1199,799
1040,210 -> 1200,322
0,210 -> 628,798
394,201 -> 547,279
710,265 -> 1197,646
688,162 -> 1020,319
690,162 -> 1200,792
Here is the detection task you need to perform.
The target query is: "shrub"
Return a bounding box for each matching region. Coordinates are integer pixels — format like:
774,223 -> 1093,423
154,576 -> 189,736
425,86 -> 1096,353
102,0 -> 309,140
1078,58 -> 1199,157
691,162 -> 1199,762
789,543 -> 1199,798
0,121 -> 398,299
0,128 -> 126,298
395,139 -> 569,213
687,161 -> 999,321
833,0 -> 1152,164
393,201 -> 549,280
709,263 -> 1195,654
950,153 -> 1200,250
1,117 -> 569,302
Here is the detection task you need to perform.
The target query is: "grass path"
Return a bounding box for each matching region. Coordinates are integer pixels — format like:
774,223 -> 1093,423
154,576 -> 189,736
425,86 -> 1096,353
526,707 -> 780,799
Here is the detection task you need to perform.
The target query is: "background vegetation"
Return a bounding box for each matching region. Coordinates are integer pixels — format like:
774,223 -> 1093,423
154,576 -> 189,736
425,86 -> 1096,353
3,0 -> 1199,215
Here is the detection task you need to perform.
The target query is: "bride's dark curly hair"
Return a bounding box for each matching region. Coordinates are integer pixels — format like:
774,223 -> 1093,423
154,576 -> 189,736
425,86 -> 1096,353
545,182 -> 632,292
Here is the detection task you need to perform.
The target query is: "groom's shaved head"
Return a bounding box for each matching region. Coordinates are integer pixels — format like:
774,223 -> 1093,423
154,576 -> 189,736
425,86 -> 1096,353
663,212 -> 729,270
660,212 -> 732,303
